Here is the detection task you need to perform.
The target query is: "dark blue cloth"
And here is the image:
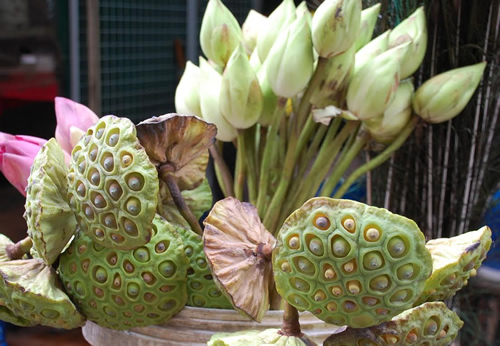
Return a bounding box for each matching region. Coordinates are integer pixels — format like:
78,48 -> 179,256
482,190 -> 500,269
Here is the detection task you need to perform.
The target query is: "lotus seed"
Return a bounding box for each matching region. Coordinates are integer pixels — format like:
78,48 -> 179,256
314,215 -> 330,230
314,290 -> 326,301
156,241 -> 167,253
376,308 -> 389,315
126,198 -> 141,216
93,194 -> 106,208
77,183 -> 86,197
133,247 -> 150,262
343,261 -> 355,273
185,246 -> 193,257
107,254 -> 117,265
90,171 -> 100,185
122,154 -> 132,167
292,278 -> 310,292
365,227 -> 380,241
281,262 -> 291,272
438,329 -> 447,339
363,252 -> 383,270
113,295 -> 124,305
390,289 -> 408,302
441,273 -> 456,286
108,182 -> 123,200
424,318 -> 439,336
94,267 -> 108,283
113,275 -> 121,288
470,268 -> 477,277
94,286 -> 104,297
388,237 -> 406,257
397,264 -> 414,280
297,257 -> 314,274
81,259 -> 90,273
127,175 -> 143,191
78,245 -> 87,254
127,283 -> 140,296
406,331 -> 418,343
124,261 -> 135,273
343,300 -> 356,311
160,285 -> 173,292
347,281 -> 361,294
463,260 -> 475,272
144,293 -> 157,302
332,237 -> 350,257
209,288 -> 222,297
331,286 -> 343,296
363,297 -> 378,306
326,302 -> 337,312
382,335 -> 398,344
324,268 -> 336,280
96,128 -> 104,139
197,258 -> 207,268
89,148 -> 98,161
103,156 -> 114,172
370,275 -> 389,291
78,161 -> 86,173
342,217 -> 356,232
41,309 -> 60,319
104,214 -> 117,228
142,272 -> 156,284
94,228 -> 104,238
108,133 -> 119,146
84,135 -> 91,145
288,236 -> 300,249
191,281 -> 202,290
111,233 -> 124,243
85,206 -> 94,219
308,238 -> 324,256
159,261 -> 176,278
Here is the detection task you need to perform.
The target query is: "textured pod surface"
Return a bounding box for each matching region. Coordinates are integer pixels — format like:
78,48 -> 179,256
0,305 -> 36,327
203,197 -> 276,322
58,215 -> 188,330
68,115 -> 159,249
176,226 -> 233,309
136,114 -> 216,191
0,259 -> 85,329
324,301 -> 463,345
273,198 -> 432,328
415,226 -> 492,305
208,328 -> 317,346
24,138 -> 78,265
160,178 -> 212,229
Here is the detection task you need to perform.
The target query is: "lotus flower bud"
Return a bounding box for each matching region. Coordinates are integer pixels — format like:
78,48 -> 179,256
265,16 -> 314,98
0,134 -> 46,196
310,43 -> 355,108
256,0 -> 296,63
413,61 -> 486,124
257,66 -> 279,127
388,7 -> 427,79
199,58 -> 237,142
296,1 -> 312,27
354,3 -> 381,51
353,30 -> 390,75
200,0 -> 242,68
220,44 -> 263,129
312,0 -> 362,58
347,42 -> 410,120
365,79 -> 414,144
55,97 -> 99,154
175,61 -> 202,117
242,9 -> 267,55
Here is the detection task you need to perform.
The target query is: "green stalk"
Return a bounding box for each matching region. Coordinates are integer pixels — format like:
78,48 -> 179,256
244,126 -> 258,204
256,100 -> 287,217
209,143 -> 234,197
263,59 -> 329,234
319,128 -> 370,197
280,301 -> 302,337
234,130 -> 248,201
333,116 -> 419,198
6,236 -> 33,260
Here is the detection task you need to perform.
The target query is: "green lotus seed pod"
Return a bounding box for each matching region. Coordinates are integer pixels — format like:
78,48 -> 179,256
0,259 -> 85,329
58,215 -> 189,330
67,115 -> 159,250
415,226 -> 492,305
273,197 -> 432,328
175,226 -> 233,309
324,302 -> 463,346
24,138 -> 78,265
208,328 -> 318,346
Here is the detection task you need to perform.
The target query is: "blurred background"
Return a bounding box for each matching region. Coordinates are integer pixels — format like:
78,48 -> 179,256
0,0 -> 498,345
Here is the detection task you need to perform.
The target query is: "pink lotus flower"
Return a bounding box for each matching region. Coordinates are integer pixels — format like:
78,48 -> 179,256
55,97 -> 99,154
0,134 -> 47,196
0,97 -> 99,196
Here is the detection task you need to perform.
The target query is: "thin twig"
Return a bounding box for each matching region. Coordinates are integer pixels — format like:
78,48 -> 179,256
209,144 -> 235,197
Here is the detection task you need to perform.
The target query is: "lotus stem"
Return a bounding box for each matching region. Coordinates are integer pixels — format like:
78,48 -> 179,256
162,171 -> 203,236
6,236 -> 33,260
333,116 -> 419,199
245,125 -> 259,204
280,301 -> 302,337
209,143 -> 235,198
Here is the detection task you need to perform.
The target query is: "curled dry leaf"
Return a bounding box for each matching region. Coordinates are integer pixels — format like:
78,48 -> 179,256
136,114 -> 216,190
203,197 -> 276,322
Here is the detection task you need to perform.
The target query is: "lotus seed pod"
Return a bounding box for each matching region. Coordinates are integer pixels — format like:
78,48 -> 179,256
58,215 -> 188,330
0,259 -> 85,329
415,226 -> 492,305
203,197 -> 276,322
160,178 -> 212,229
208,328 -> 318,346
273,198 -> 432,328
23,138 -> 78,265
324,302 -> 463,345
136,113 -> 216,191
68,115 -> 159,250
0,305 -> 36,327
175,226 -> 232,309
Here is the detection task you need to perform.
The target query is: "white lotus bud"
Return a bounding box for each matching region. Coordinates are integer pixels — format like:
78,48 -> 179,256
175,61 -> 201,116
354,3 -> 381,51
242,9 -> 267,54
353,30 -> 390,75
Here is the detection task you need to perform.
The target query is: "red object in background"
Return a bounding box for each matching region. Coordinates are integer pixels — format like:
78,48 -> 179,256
0,71 -> 58,114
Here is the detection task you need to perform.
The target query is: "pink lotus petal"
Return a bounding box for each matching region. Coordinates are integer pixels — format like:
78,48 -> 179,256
55,97 -> 99,153
14,134 -> 48,147
1,153 -> 34,196
0,132 -> 15,143
2,139 -> 45,158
